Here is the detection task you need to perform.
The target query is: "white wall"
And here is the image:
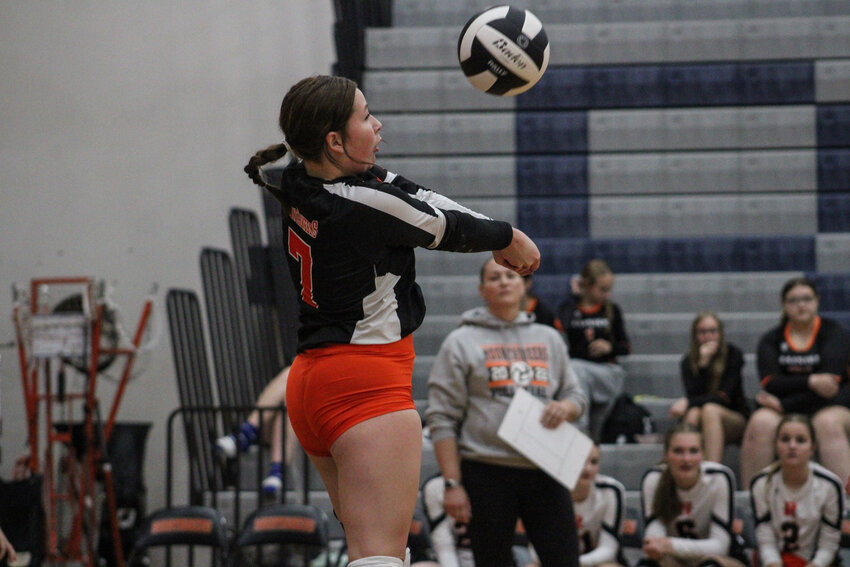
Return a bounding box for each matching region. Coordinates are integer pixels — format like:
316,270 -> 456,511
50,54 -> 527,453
0,2 -> 334,511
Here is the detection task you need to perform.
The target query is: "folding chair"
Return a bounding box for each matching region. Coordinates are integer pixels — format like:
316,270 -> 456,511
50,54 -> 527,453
233,503 -> 331,567
126,505 -> 229,567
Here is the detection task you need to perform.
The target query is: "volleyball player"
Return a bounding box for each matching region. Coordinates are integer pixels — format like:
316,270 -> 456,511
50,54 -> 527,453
244,75 -> 540,567
638,423 -> 745,567
573,445 -> 626,567
750,414 -> 844,567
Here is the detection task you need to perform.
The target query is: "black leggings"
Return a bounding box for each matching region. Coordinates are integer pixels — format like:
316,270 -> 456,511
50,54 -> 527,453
461,460 -> 580,567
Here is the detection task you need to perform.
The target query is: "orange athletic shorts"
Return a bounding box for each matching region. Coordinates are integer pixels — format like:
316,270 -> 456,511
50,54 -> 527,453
285,335 -> 416,457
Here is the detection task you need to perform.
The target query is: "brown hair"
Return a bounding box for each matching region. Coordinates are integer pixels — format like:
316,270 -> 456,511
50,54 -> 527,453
687,311 -> 729,393
244,75 -> 359,208
765,413 -> 816,488
579,258 -> 614,323
652,422 -> 703,524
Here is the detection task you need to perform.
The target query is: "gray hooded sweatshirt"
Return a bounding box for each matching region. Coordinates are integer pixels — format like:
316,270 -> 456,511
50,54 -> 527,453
426,307 -> 588,468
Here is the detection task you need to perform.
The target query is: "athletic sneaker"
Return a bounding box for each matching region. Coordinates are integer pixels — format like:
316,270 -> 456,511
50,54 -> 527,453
214,434 -> 239,459
261,473 -> 283,495
214,422 -> 259,458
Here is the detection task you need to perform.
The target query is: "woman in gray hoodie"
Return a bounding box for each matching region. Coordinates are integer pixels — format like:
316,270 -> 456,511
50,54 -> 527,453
426,258 -> 588,567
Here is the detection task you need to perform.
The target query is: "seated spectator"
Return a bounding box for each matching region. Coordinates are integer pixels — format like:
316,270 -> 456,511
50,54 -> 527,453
740,277 -> 850,488
638,423 -> 746,567
215,365 -> 296,494
556,259 -> 631,434
426,258 -> 587,567
750,414 -> 844,567
572,444 -> 626,567
522,273 -> 557,328
669,311 -> 750,464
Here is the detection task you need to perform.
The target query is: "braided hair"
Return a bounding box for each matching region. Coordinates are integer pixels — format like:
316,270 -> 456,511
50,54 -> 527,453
244,75 -> 358,211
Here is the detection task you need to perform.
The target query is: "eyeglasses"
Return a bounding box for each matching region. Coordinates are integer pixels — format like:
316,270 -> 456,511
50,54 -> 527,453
696,328 -> 719,335
784,296 -> 816,305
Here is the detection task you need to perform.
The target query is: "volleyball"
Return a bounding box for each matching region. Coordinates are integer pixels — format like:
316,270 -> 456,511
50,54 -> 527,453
457,5 -> 550,96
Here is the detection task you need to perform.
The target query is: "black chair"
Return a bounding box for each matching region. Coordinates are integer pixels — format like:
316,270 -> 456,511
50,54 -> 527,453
233,503 -> 331,567
127,505 -> 229,567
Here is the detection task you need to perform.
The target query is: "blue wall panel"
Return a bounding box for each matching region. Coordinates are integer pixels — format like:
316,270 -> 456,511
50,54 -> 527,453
518,197 -> 589,238
516,156 -> 588,197
817,149 -> 850,192
817,105 -> 850,148
516,111 -> 588,154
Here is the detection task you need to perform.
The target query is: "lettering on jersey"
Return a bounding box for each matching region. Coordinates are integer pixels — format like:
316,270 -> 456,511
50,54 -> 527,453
482,343 -> 551,398
571,313 -> 610,330
784,501 -> 797,518
290,207 -> 318,238
777,343 -> 820,373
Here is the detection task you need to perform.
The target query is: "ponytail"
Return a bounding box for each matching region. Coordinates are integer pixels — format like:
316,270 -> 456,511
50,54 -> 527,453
244,142 -> 289,191
244,143 -> 291,214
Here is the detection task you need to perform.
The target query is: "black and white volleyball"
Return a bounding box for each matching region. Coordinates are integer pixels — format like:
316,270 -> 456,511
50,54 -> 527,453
457,5 -> 550,96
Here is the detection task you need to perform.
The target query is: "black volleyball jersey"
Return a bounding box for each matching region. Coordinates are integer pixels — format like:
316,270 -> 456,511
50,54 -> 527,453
758,316 -> 850,414
271,162 -> 513,352
557,298 -> 631,363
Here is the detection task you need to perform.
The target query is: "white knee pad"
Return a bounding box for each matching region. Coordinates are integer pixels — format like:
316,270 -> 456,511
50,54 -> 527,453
348,556 -> 404,567
405,547 -> 411,567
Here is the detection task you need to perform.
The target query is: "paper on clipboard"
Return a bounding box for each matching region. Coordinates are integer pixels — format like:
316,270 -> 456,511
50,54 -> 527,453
497,388 -> 593,490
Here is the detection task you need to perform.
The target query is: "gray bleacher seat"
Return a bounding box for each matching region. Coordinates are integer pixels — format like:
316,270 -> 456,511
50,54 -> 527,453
377,156 -> 517,198
365,17 -> 850,70
605,271 -> 797,314
417,275 -> 482,316
378,112 -> 515,157
362,70 -> 514,113
393,0 -> 850,28
415,249 -> 492,277
588,106 -> 815,152
413,314 -> 463,355
588,150 -> 816,197
739,150 -> 817,193
621,353 -> 761,400
628,311 -> 776,355
590,194 -> 817,238
816,59 -> 850,103
599,444 -> 663,490
816,234 -> 850,272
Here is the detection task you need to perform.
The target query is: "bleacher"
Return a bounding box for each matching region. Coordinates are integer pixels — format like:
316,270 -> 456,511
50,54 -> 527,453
365,0 -> 850,505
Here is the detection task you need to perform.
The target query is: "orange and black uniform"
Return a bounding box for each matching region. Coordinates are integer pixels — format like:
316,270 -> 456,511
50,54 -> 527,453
270,161 -> 513,456
757,316 -> 850,414
557,296 -> 631,363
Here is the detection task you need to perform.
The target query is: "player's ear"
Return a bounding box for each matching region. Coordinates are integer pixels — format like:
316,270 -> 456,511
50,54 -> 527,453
326,130 -> 344,152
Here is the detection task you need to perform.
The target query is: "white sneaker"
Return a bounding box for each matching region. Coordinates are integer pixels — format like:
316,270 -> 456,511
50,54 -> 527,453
261,473 -> 283,495
214,434 -> 238,459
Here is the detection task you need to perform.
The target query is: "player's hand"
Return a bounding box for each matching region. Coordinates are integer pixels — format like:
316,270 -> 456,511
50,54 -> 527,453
756,390 -> 783,412
493,228 -> 540,276
0,527 -> 17,564
809,373 -> 840,398
698,340 -> 719,367
444,484 -> 471,524
643,536 -> 671,559
588,338 -> 612,357
540,400 -> 578,428
669,397 -> 688,419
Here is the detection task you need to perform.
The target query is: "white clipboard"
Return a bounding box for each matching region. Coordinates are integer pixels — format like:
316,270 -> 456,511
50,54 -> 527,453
497,388 -> 594,490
